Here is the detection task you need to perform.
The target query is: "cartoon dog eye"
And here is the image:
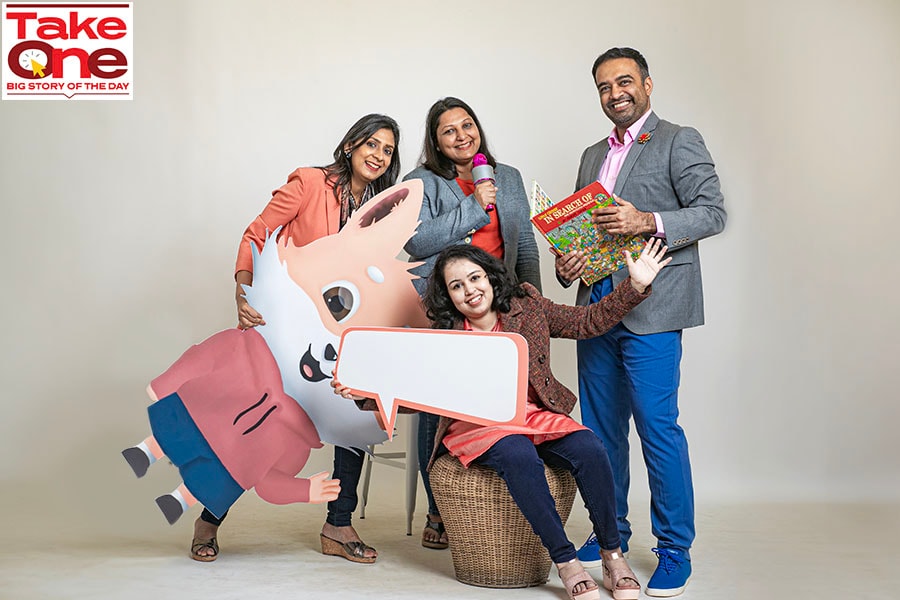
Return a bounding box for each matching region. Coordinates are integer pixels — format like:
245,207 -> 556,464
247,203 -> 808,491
321,280 -> 360,323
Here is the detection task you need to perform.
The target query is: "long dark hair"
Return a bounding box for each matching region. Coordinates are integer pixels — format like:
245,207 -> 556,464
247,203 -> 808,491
323,113 -> 401,201
419,97 -> 497,180
423,245 -> 526,330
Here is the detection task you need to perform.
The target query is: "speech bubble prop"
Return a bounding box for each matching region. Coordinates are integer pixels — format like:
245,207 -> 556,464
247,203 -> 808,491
335,327 -> 529,436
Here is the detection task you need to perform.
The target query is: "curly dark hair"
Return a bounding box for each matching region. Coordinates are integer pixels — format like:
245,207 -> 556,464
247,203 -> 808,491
322,113 -> 401,201
418,97 -> 497,180
423,246 -> 526,330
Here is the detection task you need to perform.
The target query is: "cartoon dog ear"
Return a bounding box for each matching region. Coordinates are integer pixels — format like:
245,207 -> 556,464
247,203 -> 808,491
343,180 -> 423,250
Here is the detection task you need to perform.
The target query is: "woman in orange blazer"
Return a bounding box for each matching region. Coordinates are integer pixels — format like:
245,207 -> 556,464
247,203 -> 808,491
190,113 -> 401,564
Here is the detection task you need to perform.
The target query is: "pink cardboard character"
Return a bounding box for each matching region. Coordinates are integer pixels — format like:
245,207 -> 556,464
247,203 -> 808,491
122,181 -> 427,524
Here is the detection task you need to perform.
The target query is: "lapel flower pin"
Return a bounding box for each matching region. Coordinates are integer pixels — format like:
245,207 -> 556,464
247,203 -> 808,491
637,132 -> 652,144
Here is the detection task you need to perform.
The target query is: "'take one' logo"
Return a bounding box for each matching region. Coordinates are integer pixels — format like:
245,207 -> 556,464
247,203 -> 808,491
2,2 -> 133,100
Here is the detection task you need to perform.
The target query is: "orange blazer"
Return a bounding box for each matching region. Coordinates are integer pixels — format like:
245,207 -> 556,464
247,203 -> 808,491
235,167 -> 341,275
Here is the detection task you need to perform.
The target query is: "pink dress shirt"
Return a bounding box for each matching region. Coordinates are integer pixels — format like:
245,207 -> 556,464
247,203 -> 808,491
596,109 -> 664,237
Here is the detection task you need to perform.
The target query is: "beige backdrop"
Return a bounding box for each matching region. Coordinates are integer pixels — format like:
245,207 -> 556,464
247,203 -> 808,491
1,0 -> 898,542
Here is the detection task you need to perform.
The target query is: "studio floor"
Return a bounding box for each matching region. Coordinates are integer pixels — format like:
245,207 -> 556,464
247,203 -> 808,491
2,462 -> 897,600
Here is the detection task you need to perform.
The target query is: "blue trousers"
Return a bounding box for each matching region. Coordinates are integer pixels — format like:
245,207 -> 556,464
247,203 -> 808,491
577,276 -> 694,553
147,392 -> 242,523
474,430 -> 621,564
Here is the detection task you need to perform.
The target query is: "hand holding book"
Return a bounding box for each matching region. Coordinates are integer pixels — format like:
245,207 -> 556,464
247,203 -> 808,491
553,246 -> 587,285
530,181 -> 646,285
591,194 -> 658,236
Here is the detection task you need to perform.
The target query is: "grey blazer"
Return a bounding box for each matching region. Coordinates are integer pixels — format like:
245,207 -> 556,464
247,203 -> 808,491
573,112 -> 726,334
403,163 -> 542,293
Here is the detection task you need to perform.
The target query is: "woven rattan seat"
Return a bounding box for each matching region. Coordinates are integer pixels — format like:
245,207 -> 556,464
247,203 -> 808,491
429,453 -> 577,588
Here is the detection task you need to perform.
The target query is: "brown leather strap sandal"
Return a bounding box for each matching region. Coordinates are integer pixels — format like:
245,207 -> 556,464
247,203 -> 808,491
320,533 -> 377,564
190,537 -> 219,562
421,516 -> 449,550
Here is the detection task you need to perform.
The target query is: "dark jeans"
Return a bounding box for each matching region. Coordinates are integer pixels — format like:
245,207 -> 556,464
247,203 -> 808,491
200,507 -> 226,526
417,412 -> 441,516
473,430 -> 621,563
325,445 -> 365,527
199,445 -> 365,529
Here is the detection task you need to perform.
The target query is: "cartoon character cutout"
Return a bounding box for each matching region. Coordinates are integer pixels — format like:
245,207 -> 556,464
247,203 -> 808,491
121,181 -> 428,524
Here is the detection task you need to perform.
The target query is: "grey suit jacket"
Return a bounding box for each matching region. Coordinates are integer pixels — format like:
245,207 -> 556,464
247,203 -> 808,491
573,112 -> 726,334
403,163 -> 542,293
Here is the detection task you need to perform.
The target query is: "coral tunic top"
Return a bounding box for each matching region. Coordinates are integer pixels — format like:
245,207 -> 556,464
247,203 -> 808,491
441,317 -> 587,467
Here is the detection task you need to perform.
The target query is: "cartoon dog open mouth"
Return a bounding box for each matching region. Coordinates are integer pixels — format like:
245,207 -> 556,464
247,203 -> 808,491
299,343 -> 331,382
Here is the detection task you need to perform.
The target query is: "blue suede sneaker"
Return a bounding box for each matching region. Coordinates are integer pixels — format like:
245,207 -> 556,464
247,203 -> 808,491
646,547 -> 691,597
575,533 -> 603,568
575,533 -> 628,569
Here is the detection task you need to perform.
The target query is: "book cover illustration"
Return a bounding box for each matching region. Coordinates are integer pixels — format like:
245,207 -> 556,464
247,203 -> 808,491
530,181 -> 645,285
530,179 -> 554,216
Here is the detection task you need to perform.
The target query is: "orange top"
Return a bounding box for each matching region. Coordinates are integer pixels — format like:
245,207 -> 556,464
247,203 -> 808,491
457,177 -> 503,259
235,168 -> 341,275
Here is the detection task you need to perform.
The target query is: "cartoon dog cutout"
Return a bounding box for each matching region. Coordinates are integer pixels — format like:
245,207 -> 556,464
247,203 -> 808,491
122,180 -> 427,524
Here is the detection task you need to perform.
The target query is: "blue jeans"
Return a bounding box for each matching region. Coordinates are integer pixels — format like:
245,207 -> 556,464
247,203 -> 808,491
473,430 -> 621,564
577,276 -> 694,552
325,445 -> 365,527
417,412 -> 441,516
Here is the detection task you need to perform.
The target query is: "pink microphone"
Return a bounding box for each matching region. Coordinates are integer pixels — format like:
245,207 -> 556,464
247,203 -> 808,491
472,153 -> 495,212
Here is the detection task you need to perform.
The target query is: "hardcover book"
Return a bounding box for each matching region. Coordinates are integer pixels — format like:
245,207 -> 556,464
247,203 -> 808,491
530,180 -> 554,216
530,181 -> 645,285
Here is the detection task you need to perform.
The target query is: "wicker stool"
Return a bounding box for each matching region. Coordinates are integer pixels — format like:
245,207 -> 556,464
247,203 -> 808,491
429,453 -> 577,588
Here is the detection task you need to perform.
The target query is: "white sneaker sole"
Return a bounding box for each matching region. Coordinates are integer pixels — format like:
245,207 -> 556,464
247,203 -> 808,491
645,577 -> 689,597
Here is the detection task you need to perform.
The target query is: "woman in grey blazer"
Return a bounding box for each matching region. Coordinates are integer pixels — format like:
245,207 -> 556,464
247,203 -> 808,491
402,96 -> 542,550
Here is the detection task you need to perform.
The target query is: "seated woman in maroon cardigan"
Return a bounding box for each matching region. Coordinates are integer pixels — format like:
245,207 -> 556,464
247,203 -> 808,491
334,241 -> 670,600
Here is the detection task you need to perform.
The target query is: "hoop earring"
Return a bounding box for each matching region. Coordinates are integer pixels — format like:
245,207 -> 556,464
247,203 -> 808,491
345,150 -> 352,159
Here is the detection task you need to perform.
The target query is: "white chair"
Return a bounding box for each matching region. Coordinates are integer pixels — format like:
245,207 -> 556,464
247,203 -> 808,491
356,413 -> 419,535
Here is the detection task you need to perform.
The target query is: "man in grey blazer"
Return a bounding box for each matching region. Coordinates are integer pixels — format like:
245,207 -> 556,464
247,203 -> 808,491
556,47 -> 726,597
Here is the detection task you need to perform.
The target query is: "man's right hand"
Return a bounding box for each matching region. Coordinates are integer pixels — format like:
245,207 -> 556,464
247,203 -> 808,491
554,248 -> 587,285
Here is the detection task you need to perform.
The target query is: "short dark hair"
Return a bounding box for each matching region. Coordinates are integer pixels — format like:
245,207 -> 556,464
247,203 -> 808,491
323,113 -> 401,200
591,47 -> 650,82
423,245 -> 526,330
419,97 -> 497,180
